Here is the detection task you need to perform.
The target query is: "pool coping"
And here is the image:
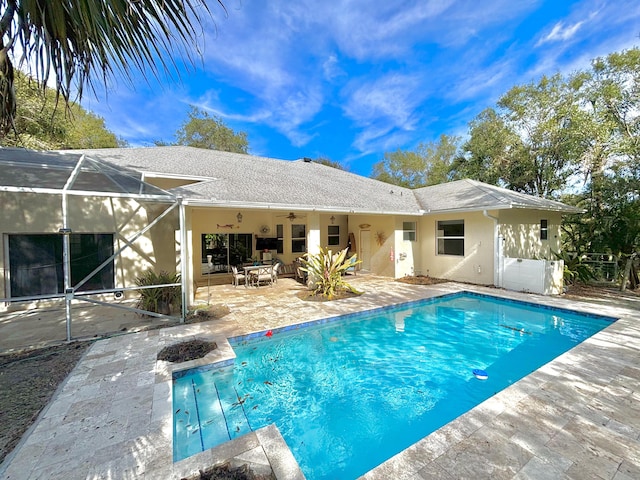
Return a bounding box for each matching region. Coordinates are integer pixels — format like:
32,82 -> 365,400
1,281 -> 638,480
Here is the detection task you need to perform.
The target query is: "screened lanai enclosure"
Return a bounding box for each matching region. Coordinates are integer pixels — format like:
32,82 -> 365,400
0,148 -> 186,347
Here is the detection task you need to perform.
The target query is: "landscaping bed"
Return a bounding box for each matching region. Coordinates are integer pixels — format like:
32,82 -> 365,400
396,275 -> 449,285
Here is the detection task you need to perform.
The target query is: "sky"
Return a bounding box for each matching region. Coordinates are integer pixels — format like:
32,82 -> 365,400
80,0 -> 640,177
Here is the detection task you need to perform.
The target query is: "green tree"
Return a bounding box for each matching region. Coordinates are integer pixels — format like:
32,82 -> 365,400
497,73 -> 587,197
373,134 -> 460,188
0,0 -> 223,136
168,107 -> 248,153
562,48 -> 640,257
0,71 -> 120,149
314,156 -> 346,170
452,108 -> 517,185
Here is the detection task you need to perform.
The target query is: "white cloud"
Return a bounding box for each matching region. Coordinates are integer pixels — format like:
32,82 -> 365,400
322,55 -> 346,82
537,21 -> 584,46
343,74 -> 424,126
341,73 -> 426,153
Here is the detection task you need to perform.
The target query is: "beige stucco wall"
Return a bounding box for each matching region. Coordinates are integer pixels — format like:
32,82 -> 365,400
0,192 -> 179,303
415,211 -> 496,285
346,214 -> 397,277
498,209 -> 563,259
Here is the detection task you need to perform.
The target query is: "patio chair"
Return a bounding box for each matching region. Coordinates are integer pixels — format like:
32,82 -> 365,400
294,258 -> 307,283
271,262 -> 281,283
250,266 -> 273,287
344,255 -> 357,275
231,265 -> 246,287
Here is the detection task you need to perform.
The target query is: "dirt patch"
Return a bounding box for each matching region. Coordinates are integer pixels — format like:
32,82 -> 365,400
181,462 -> 275,480
565,283 -> 639,299
157,339 -> 218,363
0,341 -> 91,463
396,275 -> 449,285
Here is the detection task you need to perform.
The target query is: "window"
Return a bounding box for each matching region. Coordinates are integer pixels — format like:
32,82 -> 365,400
8,233 -> 114,298
540,219 -> 548,240
437,220 -> 464,256
403,221 -> 417,241
328,225 -> 340,246
291,224 -> 306,253
276,224 -> 284,254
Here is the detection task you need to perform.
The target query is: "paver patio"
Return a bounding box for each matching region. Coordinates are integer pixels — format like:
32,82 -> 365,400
1,276 -> 639,480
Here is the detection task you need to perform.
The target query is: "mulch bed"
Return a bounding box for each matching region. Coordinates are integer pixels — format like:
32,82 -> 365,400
157,339 -> 218,363
186,304 -> 231,323
396,275 -> 449,285
296,290 -> 361,301
181,462 -> 274,480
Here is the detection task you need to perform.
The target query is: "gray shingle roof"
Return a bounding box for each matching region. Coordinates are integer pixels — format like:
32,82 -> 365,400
71,146 -> 422,214
63,147 -> 580,214
413,179 -> 582,213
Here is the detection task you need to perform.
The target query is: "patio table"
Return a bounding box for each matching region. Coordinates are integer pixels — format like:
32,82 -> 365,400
243,264 -> 273,287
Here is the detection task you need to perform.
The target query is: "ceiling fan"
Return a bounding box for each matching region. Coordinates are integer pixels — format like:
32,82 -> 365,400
277,212 -> 305,221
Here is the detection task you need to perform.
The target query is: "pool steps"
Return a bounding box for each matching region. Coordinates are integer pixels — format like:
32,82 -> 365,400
173,370 -> 253,462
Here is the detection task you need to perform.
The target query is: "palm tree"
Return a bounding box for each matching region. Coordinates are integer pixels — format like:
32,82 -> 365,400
0,0 -> 225,136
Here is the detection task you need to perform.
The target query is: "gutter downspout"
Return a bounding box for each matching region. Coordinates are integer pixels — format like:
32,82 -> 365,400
483,210 -> 503,288
179,196 -> 187,323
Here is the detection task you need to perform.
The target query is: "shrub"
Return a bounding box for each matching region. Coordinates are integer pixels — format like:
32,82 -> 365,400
135,270 -> 181,315
300,247 -> 362,299
552,251 -> 596,285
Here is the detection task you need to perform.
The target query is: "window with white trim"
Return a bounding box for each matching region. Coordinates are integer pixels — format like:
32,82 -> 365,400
540,219 -> 548,240
291,224 -> 306,253
402,221 -> 417,241
437,220 -> 464,256
328,225 -> 340,246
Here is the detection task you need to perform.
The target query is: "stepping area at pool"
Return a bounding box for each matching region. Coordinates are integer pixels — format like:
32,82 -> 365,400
1,276 -> 639,480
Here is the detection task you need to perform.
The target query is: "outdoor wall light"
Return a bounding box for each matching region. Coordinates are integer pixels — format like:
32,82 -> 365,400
237,212 -> 243,223
330,215 -> 335,224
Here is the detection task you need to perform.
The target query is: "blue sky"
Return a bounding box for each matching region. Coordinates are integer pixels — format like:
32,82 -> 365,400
81,0 -> 640,177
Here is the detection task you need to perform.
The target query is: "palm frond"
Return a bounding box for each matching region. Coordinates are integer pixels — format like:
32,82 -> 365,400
0,0 -> 226,135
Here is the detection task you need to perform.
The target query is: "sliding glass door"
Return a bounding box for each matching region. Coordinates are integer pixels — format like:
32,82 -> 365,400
201,233 -> 252,275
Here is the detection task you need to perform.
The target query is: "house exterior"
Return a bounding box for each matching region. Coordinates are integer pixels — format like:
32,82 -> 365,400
0,146 -> 580,316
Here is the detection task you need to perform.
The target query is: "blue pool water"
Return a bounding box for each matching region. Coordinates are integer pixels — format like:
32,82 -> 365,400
173,292 -> 615,479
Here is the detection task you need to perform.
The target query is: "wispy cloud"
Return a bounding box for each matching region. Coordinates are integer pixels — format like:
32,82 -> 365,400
537,21 -> 585,46
342,73 -> 425,152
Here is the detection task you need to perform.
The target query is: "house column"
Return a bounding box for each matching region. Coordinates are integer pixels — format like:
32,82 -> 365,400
307,212 -> 321,255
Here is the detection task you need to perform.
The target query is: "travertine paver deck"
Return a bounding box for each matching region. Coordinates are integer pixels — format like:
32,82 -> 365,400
1,276 -> 639,480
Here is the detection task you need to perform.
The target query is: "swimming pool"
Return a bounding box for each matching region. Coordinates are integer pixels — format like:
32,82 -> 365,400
173,292 -> 615,479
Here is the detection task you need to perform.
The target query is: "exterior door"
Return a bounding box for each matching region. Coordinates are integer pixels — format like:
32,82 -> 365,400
359,230 -> 371,271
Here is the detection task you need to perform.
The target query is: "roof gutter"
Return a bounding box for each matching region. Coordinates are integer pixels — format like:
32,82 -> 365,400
181,199 -> 425,216
422,203 -> 581,215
